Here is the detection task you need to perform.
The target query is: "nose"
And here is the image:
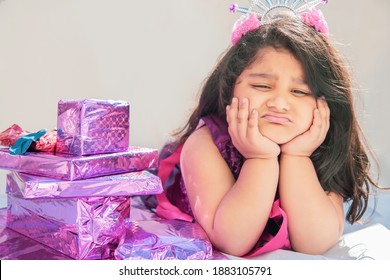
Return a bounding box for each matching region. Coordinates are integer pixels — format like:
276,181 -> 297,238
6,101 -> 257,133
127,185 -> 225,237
266,92 -> 290,111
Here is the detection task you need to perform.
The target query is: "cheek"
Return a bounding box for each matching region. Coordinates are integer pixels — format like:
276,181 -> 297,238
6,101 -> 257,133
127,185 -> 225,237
233,85 -> 250,101
233,78 -> 244,98
297,106 -> 315,132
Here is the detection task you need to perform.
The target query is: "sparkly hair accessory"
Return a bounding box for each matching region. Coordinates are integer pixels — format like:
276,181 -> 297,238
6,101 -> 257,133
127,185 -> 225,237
230,0 -> 329,45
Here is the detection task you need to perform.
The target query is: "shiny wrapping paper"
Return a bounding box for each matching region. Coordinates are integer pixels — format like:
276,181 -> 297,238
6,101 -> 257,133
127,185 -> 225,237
0,124 -> 58,153
6,189 -> 130,259
0,146 -> 158,181
6,170 -> 162,199
4,169 -> 163,259
0,196 -> 228,260
56,99 -> 130,155
114,219 -> 214,260
0,124 -> 28,147
0,209 -> 72,260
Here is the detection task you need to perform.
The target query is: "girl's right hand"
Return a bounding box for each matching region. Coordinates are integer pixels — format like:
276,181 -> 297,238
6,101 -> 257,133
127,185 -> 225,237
226,97 -> 280,159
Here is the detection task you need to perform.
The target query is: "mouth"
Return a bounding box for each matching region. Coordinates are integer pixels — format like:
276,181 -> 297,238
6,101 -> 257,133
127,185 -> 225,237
261,114 -> 292,124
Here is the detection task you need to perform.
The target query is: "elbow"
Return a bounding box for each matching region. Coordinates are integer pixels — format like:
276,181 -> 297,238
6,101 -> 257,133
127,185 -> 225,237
289,218 -> 344,255
291,232 -> 341,255
209,232 -> 256,257
216,243 -> 253,257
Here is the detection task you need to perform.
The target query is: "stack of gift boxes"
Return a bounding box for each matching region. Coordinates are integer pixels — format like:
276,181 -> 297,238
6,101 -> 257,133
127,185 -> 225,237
0,99 -> 163,259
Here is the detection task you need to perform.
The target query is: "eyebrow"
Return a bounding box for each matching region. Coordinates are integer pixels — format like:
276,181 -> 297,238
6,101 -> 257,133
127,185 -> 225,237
246,73 -> 277,80
246,73 -> 308,85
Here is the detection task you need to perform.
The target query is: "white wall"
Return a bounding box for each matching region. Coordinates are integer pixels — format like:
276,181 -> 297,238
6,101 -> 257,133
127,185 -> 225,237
0,0 -> 237,149
0,0 -> 389,198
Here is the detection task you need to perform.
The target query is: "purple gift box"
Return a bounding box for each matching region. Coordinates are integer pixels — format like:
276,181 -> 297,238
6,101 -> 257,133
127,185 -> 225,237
6,170 -> 162,199
56,99 -> 130,155
6,194 -> 129,259
0,209 -> 73,260
4,169 -> 162,260
0,146 -> 157,181
114,219 -> 214,260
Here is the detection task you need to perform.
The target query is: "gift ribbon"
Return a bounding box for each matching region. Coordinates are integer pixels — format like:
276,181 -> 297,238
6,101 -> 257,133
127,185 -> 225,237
9,129 -> 47,155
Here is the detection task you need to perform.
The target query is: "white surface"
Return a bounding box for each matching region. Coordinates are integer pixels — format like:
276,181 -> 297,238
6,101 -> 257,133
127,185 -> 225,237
324,224 -> 390,260
241,223 -> 390,260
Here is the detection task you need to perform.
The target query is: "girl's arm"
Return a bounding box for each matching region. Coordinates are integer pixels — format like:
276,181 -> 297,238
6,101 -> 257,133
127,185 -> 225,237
181,97 -> 280,256
181,127 -> 279,256
279,155 -> 344,254
279,98 -> 344,254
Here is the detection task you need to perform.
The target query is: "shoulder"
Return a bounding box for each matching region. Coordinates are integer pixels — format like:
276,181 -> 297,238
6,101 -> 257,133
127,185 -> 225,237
181,125 -> 231,175
182,126 -> 217,160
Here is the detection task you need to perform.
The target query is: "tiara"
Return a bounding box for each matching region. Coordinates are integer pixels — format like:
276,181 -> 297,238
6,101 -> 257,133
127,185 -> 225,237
230,0 -> 329,45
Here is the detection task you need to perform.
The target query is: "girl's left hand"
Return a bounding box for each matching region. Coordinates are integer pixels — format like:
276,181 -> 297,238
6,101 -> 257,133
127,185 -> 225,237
281,98 -> 330,157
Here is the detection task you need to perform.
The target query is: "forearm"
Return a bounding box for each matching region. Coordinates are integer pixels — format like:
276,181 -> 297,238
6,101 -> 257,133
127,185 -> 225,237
279,155 -> 343,254
211,158 -> 279,256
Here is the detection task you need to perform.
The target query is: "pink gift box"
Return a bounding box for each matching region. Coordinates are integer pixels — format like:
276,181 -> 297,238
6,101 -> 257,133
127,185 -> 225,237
0,209 -> 73,260
6,194 -> 129,259
4,170 -> 162,259
114,219 -> 215,260
6,170 -> 162,199
5,176 -> 131,259
0,146 -> 157,180
56,99 -> 130,155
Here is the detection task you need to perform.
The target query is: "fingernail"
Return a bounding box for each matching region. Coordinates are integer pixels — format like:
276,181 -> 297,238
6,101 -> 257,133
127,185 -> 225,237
226,105 -> 230,111
242,98 -> 248,104
232,97 -> 238,103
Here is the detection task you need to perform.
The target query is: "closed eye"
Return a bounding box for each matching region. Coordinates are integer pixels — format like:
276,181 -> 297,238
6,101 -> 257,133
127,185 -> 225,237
292,89 -> 311,96
253,84 -> 271,90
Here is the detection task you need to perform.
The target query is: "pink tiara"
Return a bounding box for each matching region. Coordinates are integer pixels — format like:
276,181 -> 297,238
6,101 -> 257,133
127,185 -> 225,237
230,0 -> 329,45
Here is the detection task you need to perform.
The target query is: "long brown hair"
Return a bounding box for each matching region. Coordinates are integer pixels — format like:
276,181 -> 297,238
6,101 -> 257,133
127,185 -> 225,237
167,16 -> 379,224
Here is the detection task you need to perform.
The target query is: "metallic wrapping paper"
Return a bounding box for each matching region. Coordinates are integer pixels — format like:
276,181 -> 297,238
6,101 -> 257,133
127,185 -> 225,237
0,124 -> 28,147
0,196 -> 228,260
0,146 -> 157,181
30,129 -> 57,152
6,170 -> 162,199
6,191 -> 130,259
0,209 -> 72,260
114,219 -> 214,260
56,99 -> 130,155
0,124 -> 57,153
129,196 -> 162,221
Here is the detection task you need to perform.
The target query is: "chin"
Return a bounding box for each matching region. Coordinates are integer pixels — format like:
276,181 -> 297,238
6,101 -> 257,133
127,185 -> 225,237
260,130 -> 296,145
267,136 -> 292,145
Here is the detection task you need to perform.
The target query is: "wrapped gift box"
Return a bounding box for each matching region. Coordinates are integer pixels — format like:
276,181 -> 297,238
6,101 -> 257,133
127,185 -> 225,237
0,209 -> 72,260
56,99 -> 130,155
4,169 -> 163,260
0,146 -> 157,181
114,219 -> 214,260
6,193 -> 129,259
6,170 -> 162,199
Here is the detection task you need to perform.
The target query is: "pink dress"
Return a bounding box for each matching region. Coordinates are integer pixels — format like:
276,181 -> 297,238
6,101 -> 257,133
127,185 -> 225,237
154,115 -> 291,257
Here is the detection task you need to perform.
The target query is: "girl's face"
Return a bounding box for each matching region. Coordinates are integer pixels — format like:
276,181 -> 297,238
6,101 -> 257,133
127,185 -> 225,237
233,47 -> 317,144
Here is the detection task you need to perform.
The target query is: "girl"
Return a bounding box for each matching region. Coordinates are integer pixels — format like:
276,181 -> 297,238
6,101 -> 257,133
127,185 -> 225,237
150,4 -> 379,257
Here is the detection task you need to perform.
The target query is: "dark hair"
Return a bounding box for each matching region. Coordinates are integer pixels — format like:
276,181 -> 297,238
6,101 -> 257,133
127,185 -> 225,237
169,16 -> 379,224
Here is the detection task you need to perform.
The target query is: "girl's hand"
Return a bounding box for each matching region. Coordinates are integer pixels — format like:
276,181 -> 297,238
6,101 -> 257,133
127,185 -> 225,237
281,98 -> 330,157
226,97 -> 280,159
